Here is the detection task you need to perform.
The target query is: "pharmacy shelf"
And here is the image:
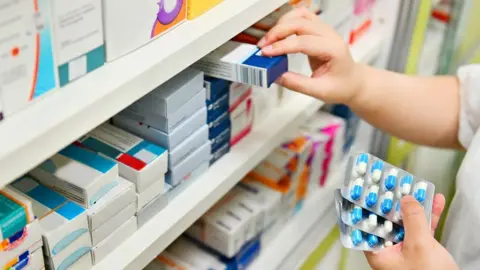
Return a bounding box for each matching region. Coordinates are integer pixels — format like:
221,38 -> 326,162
0,0 -> 287,188
249,159 -> 346,270
351,30 -> 385,65
92,93 -> 324,270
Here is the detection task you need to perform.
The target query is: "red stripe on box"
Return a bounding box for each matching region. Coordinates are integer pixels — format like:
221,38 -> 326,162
117,153 -> 146,171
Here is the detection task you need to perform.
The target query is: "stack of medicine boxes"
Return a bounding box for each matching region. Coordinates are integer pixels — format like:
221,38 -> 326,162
1,187 -> 44,270
8,176 -> 92,269
113,68 -> 210,188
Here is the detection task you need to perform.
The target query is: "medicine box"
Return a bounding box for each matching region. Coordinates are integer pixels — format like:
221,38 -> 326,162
86,177 -> 136,231
17,246 -> 45,270
194,41 -> 288,88
210,119 -> 231,151
2,240 -> 42,270
79,123 -> 168,193
0,220 -> 42,268
137,180 -> 164,211
50,0 -> 105,86
30,144 -> 119,208
145,251 -> 197,270
169,124 -> 209,168
187,0 -> 224,19
120,80 -> 205,133
0,187 -> 34,241
91,216 -> 137,265
210,142 -> 230,165
90,202 -> 135,246
229,82 -> 252,109
114,107 -> 207,152
207,92 -> 229,123
0,0 -> 57,118
167,237 -> 226,269
44,238 -> 92,270
231,95 -> 254,146
205,76 -> 230,105
10,177 -> 90,261
103,0 -> 187,61
166,141 -> 211,186
136,184 -> 171,227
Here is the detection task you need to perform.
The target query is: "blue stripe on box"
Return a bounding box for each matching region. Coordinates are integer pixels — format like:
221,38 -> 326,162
81,137 -> 122,159
60,144 -> 116,173
242,49 -> 288,87
26,184 -> 67,210
56,201 -> 85,220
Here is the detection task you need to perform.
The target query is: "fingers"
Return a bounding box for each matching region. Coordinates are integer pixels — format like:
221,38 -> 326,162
401,195 -> 431,243
364,244 -> 403,269
275,72 -> 319,97
430,193 -> 446,234
258,18 -> 322,48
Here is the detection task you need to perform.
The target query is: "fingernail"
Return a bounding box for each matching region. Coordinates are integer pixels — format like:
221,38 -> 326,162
262,45 -> 273,54
257,37 -> 266,47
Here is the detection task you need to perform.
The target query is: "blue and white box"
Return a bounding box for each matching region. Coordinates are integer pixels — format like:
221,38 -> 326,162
30,144 -> 119,208
10,177 -> 91,269
210,142 -> 230,165
207,92 -> 229,123
167,141 -> 211,186
194,41 -> 288,88
204,77 -> 230,105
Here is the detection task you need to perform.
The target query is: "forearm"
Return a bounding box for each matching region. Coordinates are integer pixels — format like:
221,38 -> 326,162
349,64 -> 461,149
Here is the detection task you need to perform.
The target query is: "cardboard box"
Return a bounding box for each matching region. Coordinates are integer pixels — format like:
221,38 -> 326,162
144,251 -> 197,270
166,141 -> 210,186
210,142 -> 230,166
230,95 -> 253,146
114,107 -> 207,152
1,240 -> 42,270
50,0 -> 105,86
91,202 -> 135,246
207,92 -> 229,123
169,125 -> 209,168
136,184 -> 171,227
91,216 -> 137,265
10,177 -> 90,261
0,187 -> 35,241
45,244 -> 92,270
86,177 -> 136,231
204,76 -> 230,105
120,86 -> 206,134
0,221 -> 42,268
17,247 -> 45,270
137,180 -> 164,211
167,237 -> 226,269
194,41 -> 288,88
79,123 -> 168,193
0,0 -> 57,118
210,119 -> 231,152
30,144 -> 119,208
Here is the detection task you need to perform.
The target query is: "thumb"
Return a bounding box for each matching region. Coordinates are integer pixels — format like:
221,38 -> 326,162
401,195 -> 431,245
276,72 -> 323,99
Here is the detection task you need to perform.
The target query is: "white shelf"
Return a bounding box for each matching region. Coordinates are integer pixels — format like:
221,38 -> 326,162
92,93 -> 324,270
249,160 -> 347,270
0,0 -> 287,188
350,30 -> 384,65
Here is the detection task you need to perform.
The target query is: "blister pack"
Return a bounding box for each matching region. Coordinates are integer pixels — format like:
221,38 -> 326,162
335,189 -> 404,243
341,153 -> 435,225
337,214 -> 392,251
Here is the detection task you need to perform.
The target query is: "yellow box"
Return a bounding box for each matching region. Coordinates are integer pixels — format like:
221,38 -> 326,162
187,0 -> 224,20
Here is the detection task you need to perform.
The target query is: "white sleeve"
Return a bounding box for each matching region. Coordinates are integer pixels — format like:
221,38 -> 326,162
458,65 -> 480,148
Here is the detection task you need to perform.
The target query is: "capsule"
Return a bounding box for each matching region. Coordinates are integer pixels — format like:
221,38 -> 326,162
385,241 -> 393,247
414,181 -> 428,203
395,227 -> 405,242
365,185 -> 379,208
400,175 -> 413,195
368,213 -> 377,228
371,160 -> 384,183
350,178 -> 364,201
381,192 -> 394,214
367,234 -> 379,248
384,220 -> 393,233
351,230 -> 363,246
355,153 -> 369,176
393,201 -> 401,222
384,169 -> 398,191
351,206 -> 363,225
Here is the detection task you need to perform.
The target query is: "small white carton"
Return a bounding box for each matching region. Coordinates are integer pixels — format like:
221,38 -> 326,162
137,180 -> 164,212
167,237 -> 226,270
0,220 -> 42,268
144,251 -> 198,270
91,202 -> 135,246
136,184 -> 171,227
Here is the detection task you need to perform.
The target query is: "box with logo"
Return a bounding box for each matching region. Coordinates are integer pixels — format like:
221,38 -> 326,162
207,92 -> 229,123
0,187 -> 34,243
79,123 -> 168,193
0,220 -> 42,268
166,237 -> 226,269
166,141 -> 210,186
30,144 -> 119,208
137,184 -> 171,227
12,246 -> 45,270
103,0 -> 187,61
230,94 -> 254,146
204,76 -> 230,105
210,142 -> 230,165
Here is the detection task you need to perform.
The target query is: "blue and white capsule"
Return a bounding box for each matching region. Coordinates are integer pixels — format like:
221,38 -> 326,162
384,220 -> 393,233
350,178 -> 364,201
370,160 -> 384,183
351,206 -> 363,225
365,185 -> 379,208
381,191 -> 394,214
367,234 -> 379,248
400,175 -> 413,196
368,213 -> 378,228
414,181 -> 428,203
393,201 -> 401,222
351,230 -> 363,246
395,227 -> 405,242
355,153 -> 369,176
384,169 -> 398,191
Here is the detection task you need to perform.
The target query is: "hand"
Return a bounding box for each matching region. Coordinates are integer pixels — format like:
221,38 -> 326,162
258,8 -> 365,104
365,194 -> 458,270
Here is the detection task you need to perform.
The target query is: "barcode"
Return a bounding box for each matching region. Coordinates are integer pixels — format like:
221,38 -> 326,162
236,65 -> 265,87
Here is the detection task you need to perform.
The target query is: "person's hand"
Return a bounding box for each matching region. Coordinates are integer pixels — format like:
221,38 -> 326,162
365,194 -> 458,270
258,8 -> 365,104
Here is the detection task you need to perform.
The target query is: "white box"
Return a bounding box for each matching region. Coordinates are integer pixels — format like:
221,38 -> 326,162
10,177 -> 91,261
0,187 -> 35,241
86,177 -> 136,231
30,144 -> 119,208
136,184 -> 171,227
2,240 -> 42,270
91,216 -> 137,265
24,247 -> 45,270
144,251 -> 198,270
45,248 -> 93,270
79,123 -> 168,193
91,202 -> 135,246
50,0 -> 105,86
166,142 -> 210,186
137,180 -> 164,211
229,187 -> 265,237
103,0 -> 187,61
230,95 -> 253,146
167,237 -> 226,270
0,221 -> 42,268
44,232 -> 91,270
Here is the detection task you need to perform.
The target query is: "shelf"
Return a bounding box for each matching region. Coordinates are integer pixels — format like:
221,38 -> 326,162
248,159 -> 347,270
0,0 -> 287,188
92,93 -> 324,270
350,30 -> 384,65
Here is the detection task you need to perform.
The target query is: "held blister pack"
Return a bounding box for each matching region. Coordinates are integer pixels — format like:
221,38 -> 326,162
341,153 -> 435,225
337,214 -> 393,251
